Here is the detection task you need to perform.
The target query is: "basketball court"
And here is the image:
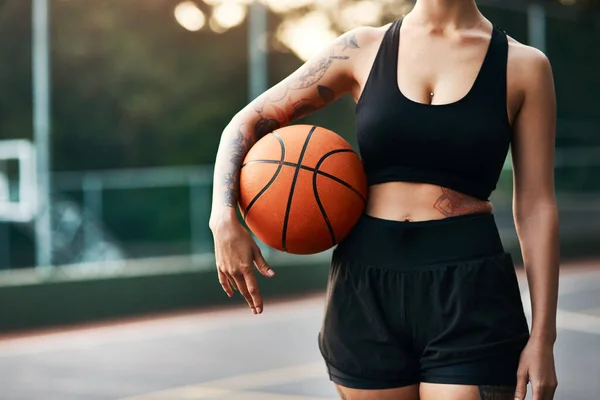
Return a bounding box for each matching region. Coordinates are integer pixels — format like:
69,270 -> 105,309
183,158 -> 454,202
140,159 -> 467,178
0,262 -> 599,400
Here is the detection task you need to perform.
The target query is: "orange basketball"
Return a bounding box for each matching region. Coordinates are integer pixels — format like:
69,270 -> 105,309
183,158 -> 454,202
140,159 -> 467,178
239,125 -> 368,255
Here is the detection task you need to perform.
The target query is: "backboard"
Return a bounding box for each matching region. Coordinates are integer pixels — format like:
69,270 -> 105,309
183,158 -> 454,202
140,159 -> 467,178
0,140 -> 37,222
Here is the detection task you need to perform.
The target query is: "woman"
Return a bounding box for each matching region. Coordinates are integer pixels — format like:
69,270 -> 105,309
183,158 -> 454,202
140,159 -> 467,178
209,0 -> 559,399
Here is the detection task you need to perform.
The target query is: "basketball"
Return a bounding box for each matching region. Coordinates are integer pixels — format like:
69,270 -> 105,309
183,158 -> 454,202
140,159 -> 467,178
239,125 -> 368,255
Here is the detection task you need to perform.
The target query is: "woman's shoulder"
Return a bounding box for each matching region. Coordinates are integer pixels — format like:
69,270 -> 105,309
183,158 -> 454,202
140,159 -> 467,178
337,24 -> 394,83
505,34 -> 554,111
341,23 -> 394,51
506,35 -> 551,74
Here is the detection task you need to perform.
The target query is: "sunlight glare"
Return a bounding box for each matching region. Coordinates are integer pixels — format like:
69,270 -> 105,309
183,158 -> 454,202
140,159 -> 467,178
277,11 -> 338,61
337,1 -> 383,31
174,1 -> 206,32
263,0 -> 316,14
213,2 -> 248,30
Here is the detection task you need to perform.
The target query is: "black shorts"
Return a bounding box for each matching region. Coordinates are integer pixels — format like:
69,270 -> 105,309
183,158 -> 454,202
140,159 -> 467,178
318,213 -> 530,389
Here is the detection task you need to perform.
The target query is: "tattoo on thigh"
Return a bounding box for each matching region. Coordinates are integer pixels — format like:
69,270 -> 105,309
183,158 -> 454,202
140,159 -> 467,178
478,386 -> 516,400
335,385 -> 349,400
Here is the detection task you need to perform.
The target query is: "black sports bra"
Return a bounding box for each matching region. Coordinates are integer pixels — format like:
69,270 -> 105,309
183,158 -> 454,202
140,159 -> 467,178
356,19 -> 512,201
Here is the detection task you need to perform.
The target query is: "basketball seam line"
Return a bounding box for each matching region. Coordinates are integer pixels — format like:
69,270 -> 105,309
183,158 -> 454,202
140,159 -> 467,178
242,132 -> 286,220
313,150 -> 353,247
281,126 -> 317,252
242,158 -> 367,204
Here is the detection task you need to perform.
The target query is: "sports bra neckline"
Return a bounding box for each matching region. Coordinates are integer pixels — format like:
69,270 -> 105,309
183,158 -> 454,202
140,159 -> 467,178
356,18 -> 501,110
393,18 -> 498,108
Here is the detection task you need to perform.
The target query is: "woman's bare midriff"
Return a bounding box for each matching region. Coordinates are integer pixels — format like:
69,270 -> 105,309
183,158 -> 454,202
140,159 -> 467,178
365,182 -> 494,222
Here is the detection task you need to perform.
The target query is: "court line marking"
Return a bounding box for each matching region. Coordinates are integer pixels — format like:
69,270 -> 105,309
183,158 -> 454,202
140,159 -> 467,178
121,389 -> 334,400
0,297 -> 324,358
557,270 -> 600,296
118,362 -> 328,400
556,309 -> 600,336
1,267 -> 598,358
520,269 -> 600,335
217,392 -> 334,400
121,387 -> 232,399
523,301 -> 600,336
582,307 -> 600,318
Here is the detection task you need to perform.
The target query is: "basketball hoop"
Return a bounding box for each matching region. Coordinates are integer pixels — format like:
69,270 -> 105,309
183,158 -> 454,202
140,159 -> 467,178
0,172 -> 8,203
0,140 -> 37,223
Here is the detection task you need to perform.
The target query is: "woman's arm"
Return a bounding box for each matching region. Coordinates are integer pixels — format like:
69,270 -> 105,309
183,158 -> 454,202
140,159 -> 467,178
512,49 -> 559,344
510,46 -> 559,400
210,30 -> 362,227
209,29 -> 367,315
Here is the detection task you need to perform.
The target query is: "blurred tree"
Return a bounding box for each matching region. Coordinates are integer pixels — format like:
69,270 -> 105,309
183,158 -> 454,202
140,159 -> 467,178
0,0 -> 597,172
0,0 -> 33,141
51,0 -> 252,170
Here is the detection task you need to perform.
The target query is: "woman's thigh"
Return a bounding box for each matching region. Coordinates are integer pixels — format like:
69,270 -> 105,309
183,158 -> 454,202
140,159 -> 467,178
335,384 -> 420,400
420,383 -> 515,400
333,382 -> 516,400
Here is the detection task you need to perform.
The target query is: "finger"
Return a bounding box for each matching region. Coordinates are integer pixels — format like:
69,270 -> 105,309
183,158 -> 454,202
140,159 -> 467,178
531,381 -> 544,400
254,247 -> 275,278
228,277 -> 239,291
550,380 -> 558,399
514,370 -> 528,400
232,272 -> 257,314
218,270 -> 233,297
244,272 -> 264,314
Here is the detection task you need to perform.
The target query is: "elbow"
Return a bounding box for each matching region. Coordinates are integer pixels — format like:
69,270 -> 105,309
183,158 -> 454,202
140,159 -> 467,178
229,110 -> 261,134
513,192 -> 557,220
227,113 -> 246,130
513,197 -> 558,232
221,113 -> 256,139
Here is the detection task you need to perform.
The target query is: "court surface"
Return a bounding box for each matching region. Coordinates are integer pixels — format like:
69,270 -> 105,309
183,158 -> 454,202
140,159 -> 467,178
0,262 -> 599,400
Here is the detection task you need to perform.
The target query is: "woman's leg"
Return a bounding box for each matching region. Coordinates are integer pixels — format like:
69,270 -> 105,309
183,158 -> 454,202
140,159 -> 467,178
335,384 -> 420,400
420,383 -> 514,400
319,216 -> 422,400
413,251 -> 527,400
417,355 -> 521,399
403,217 -> 529,400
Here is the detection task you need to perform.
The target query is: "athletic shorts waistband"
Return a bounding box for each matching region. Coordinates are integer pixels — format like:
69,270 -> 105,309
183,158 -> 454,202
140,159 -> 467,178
334,212 -> 505,271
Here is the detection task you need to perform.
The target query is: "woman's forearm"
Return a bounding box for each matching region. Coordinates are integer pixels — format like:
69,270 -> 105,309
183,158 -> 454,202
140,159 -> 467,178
514,201 -> 560,342
210,112 -> 261,229
209,99 -> 288,229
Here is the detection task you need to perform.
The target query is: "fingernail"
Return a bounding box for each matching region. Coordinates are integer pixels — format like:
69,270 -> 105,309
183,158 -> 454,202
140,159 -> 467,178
267,269 -> 275,277
256,306 -> 262,314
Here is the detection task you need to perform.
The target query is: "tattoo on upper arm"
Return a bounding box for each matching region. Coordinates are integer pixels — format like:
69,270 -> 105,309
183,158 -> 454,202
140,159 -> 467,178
254,115 -> 282,141
289,52 -> 349,90
318,85 -> 336,103
478,385 -> 515,400
289,33 -> 359,90
341,33 -> 360,51
290,85 -> 336,121
222,33 -> 360,207
254,32 -> 360,134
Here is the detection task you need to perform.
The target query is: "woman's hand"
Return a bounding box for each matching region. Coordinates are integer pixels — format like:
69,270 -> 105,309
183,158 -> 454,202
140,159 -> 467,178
514,337 -> 558,400
211,219 -> 275,315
